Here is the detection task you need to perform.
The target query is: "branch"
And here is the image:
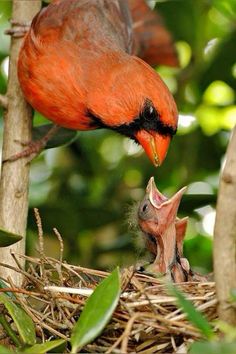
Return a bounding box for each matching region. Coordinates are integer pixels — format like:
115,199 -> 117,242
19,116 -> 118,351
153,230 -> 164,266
0,94 -> 8,109
0,0 -> 41,286
214,126 -> 236,325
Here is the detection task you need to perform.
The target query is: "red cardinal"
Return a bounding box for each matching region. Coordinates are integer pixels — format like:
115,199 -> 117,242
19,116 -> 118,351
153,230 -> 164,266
18,0 -> 178,166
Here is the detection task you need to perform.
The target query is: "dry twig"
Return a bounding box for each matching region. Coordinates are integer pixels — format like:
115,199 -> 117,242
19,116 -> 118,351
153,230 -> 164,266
0,211 -> 218,353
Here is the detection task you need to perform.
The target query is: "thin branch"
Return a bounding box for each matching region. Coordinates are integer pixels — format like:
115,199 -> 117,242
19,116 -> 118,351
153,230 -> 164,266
0,0 -> 42,286
214,126 -> 236,325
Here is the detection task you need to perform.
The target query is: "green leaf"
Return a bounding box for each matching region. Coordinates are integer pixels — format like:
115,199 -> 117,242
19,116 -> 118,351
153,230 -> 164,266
0,279 -> 15,299
190,341 -> 236,354
170,285 -> 215,340
180,194 -> 217,214
23,339 -> 66,354
0,293 -> 36,345
0,344 -> 15,354
199,30 -> 236,92
0,228 -> 22,247
32,124 -> 78,149
71,267 -> 120,353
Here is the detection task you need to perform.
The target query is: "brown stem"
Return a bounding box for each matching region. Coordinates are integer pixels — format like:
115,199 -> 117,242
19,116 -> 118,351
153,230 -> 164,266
214,126 -> 236,325
0,0 -> 41,286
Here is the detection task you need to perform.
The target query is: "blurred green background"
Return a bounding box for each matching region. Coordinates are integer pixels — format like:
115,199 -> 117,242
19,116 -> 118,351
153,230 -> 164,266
0,0 -> 236,274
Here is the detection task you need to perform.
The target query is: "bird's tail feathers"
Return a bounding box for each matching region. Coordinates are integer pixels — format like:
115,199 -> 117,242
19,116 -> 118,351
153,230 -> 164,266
129,0 -> 179,67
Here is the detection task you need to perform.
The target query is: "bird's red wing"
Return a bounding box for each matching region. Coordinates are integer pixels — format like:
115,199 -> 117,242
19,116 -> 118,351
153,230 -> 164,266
129,0 -> 179,67
18,0 -> 135,130
30,0 -> 132,52
118,0 -> 133,53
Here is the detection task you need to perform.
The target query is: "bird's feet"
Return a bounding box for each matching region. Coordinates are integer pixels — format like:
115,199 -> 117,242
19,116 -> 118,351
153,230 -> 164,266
5,19 -> 31,38
3,140 -> 44,163
3,125 -> 59,163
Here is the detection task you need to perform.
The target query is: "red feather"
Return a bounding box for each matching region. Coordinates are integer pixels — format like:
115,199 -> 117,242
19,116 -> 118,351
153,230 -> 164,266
18,0 -> 178,166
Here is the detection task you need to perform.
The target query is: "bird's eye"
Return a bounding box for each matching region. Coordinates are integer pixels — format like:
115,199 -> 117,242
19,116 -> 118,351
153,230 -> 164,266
138,199 -> 152,220
142,101 -> 158,121
149,106 -> 154,115
142,203 -> 148,212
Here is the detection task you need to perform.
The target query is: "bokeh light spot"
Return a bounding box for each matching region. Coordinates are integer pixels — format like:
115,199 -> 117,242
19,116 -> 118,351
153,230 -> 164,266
202,210 -> 216,236
204,38 -> 219,59
187,181 -> 213,195
1,56 -> 9,79
177,114 -> 198,134
196,205 -> 216,237
123,138 -> 143,157
203,80 -> 234,106
100,135 -> 125,165
231,63 -> 236,78
221,106 -> 236,129
175,41 -> 192,68
124,169 -> 142,188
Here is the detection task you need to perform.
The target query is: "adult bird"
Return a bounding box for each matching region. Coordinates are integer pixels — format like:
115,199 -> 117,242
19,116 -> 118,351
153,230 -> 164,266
17,0 -> 178,166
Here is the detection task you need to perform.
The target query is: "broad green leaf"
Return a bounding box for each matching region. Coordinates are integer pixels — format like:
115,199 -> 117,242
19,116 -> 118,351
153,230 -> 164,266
0,345 -> 14,354
199,30 -> 236,92
23,339 -> 66,353
0,293 -> 36,345
71,267 -> 120,353
170,285 -> 215,340
212,0 -> 236,21
0,228 -> 22,247
180,194 -> 216,213
32,124 -> 78,149
190,341 -> 236,354
0,279 -> 15,299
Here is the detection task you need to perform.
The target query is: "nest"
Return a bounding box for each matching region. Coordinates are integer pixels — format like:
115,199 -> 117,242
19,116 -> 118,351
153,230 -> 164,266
0,210 -> 217,353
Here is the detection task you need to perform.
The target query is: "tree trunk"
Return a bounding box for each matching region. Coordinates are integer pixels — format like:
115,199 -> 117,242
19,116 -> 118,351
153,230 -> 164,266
214,126 -> 236,325
0,0 -> 41,286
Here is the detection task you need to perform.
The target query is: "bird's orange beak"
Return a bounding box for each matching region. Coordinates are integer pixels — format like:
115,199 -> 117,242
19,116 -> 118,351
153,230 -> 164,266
135,130 -> 171,166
